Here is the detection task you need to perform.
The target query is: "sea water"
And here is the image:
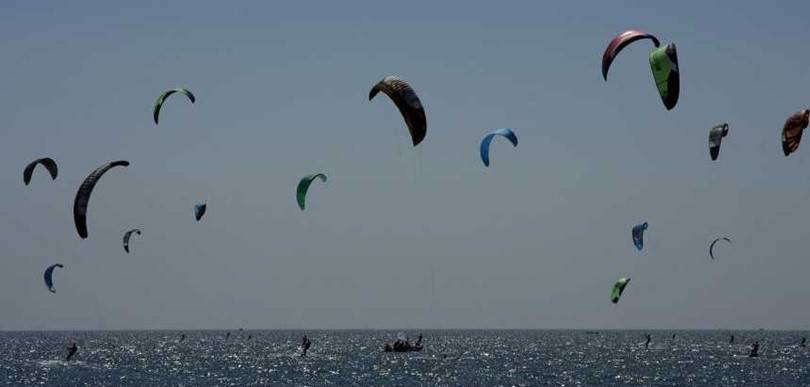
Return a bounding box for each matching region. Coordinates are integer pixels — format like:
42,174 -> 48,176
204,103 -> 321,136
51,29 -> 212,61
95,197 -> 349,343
1,330 -> 808,386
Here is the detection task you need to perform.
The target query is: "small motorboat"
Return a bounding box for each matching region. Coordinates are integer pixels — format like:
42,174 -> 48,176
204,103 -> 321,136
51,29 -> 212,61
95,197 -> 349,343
384,332 -> 423,352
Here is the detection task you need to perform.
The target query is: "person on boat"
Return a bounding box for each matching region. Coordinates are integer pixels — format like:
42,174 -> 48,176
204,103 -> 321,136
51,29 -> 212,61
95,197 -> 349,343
416,334 -> 423,346
749,341 -> 760,357
301,335 -> 311,356
384,342 -> 393,352
65,342 -> 78,361
644,334 -> 651,349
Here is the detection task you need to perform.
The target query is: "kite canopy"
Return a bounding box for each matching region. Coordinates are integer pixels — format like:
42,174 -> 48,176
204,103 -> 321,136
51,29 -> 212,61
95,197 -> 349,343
194,204 -> 207,221
369,76 -> 427,146
123,229 -> 142,253
44,264 -> 64,293
602,30 -> 661,81
602,30 -> 679,110
649,43 -> 680,110
23,158 -> 58,185
297,173 -> 327,210
709,237 -> 731,260
480,128 -> 519,167
632,222 -> 648,251
708,123 -> 730,161
782,109 -> 809,156
73,160 -> 130,239
611,277 -> 630,304
153,88 -> 195,125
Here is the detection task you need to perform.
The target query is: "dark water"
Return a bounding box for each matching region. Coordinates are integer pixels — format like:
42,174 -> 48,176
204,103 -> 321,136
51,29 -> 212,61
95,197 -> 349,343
1,330 -> 809,386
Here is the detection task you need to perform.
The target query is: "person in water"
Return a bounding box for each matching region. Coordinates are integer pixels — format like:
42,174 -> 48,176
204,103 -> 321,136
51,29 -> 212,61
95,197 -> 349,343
179,334 -> 186,343
65,342 -> 78,361
749,341 -> 760,357
644,334 -> 651,349
800,337 -> 806,347
301,335 -> 311,356
729,335 -> 734,344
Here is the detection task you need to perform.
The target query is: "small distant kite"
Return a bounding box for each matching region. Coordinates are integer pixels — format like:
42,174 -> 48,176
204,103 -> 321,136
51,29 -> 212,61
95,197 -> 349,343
708,123 -> 729,161
194,203 -> 207,221
123,229 -> 142,253
480,128 -> 518,167
369,76 -> 426,146
709,237 -> 731,260
632,222 -> 648,251
153,88 -> 195,125
23,158 -> 58,185
44,264 -> 64,293
782,109 -> 809,156
73,160 -> 130,239
611,277 -> 631,304
297,173 -> 327,210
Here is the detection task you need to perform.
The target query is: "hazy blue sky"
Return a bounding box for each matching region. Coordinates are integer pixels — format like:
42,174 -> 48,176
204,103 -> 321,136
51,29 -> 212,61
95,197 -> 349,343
2,1 -> 810,330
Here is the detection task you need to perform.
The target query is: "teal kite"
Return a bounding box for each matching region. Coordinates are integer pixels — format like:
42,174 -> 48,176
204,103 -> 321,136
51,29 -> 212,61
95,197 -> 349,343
297,173 -> 327,210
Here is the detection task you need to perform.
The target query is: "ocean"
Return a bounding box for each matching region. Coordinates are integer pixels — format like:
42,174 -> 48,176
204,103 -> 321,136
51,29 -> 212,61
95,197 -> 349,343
1,330 -> 808,386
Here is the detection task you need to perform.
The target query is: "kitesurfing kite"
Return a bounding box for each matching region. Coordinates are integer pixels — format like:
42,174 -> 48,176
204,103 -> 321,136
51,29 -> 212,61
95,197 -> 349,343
611,277 -> 630,304
44,264 -> 64,293
23,158 -> 58,185
153,88 -> 195,125
369,76 -> 427,146
602,30 -> 660,80
632,222 -> 648,251
73,160 -> 130,239
782,109 -> 809,156
297,173 -> 327,210
194,203 -> 207,221
123,229 -> 141,253
480,128 -> 518,167
708,123 -> 729,161
709,237 -> 731,260
602,30 -> 680,110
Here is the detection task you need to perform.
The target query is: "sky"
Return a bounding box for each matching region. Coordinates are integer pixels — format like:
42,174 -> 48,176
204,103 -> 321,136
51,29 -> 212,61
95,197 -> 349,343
2,1 -> 810,330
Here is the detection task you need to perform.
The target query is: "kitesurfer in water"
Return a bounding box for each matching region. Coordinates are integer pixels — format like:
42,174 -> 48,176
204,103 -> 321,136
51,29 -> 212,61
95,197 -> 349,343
65,342 -> 78,361
301,335 -> 311,356
645,334 -> 651,349
749,341 -> 760,357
